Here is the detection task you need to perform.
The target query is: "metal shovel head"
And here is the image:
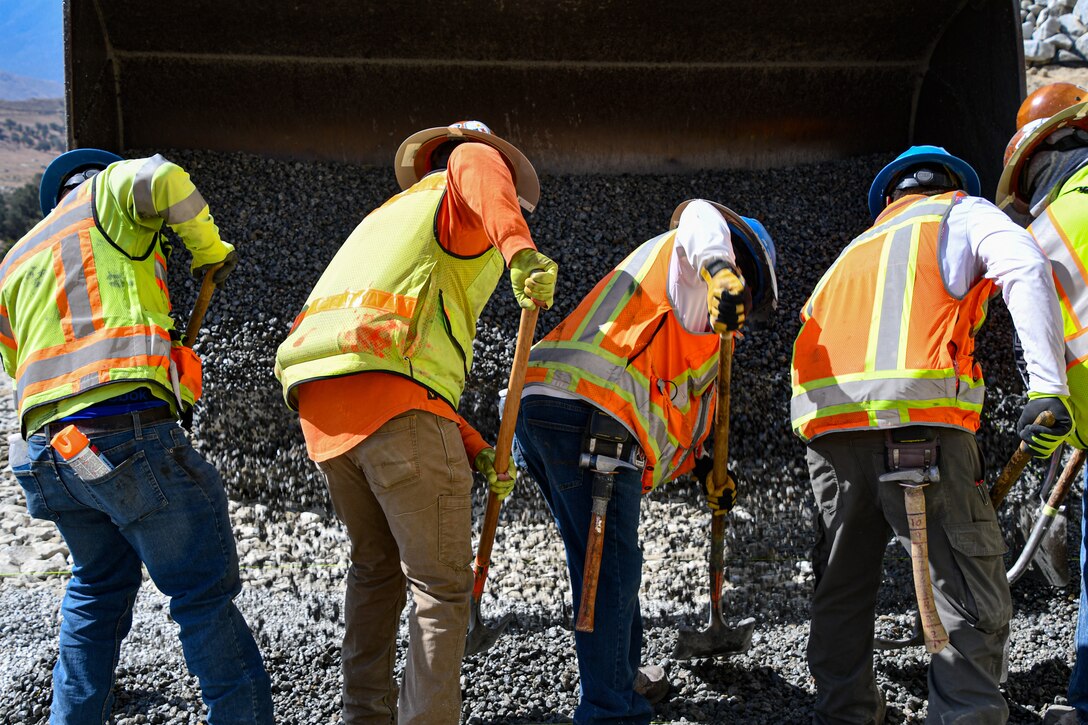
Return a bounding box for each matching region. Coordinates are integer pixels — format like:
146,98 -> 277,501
463,598 -> 514,658
672,615 -> 756,660
1016,504 -> 1071,588
1031,509 -> 1071,588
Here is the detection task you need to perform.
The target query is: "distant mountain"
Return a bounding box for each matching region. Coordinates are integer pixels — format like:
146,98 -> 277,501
0,2 -> 63,83
0,72 -> 62,101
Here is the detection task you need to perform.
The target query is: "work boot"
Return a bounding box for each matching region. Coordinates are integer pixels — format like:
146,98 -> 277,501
1042,705 -> 1079,725
634,664 -> 670,705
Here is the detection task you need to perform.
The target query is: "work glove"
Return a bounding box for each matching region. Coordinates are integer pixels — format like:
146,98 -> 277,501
1017,393 -> 1074,458
692,454 -> 737,515
474,447 -> 517,501
194,249 -> 238,285
509,248 -> 559,310
702,260 -> 752,334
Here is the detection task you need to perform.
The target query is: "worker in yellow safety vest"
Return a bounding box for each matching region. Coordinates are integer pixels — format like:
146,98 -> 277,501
514,199 -> 777,724
997,82 -> 1088,725
0,149 -> 271,722
792,145 -> 1071,724
275,120 -> 558,725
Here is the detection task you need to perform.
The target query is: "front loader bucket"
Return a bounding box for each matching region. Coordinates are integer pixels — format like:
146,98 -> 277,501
66,1 -> 1022,190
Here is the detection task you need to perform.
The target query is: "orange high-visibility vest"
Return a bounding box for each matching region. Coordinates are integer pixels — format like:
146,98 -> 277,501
0,180 -> 188,434
525,231 -> 721,492
790,192 -> 995,442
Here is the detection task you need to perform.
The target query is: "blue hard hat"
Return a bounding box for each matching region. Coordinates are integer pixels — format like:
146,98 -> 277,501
867,145 -> 980,220
40,148 -> 124,216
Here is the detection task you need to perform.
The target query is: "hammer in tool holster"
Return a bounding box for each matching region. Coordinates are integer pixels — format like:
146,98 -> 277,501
878,431 -> 948,654
575,411 -> 639,633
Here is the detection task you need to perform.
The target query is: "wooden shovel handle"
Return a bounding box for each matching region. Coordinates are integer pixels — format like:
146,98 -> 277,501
183,263 -> 222,348
1045,448 -> 1087,510
904,485 -> 947,654
471,306 -> 539,601
990,410 -> 1057,509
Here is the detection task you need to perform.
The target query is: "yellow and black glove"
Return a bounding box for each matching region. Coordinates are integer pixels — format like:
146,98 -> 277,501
474,448 -> 517,501
509,248 -> 559,310
702,260 -> 752,334
692,454 -> 737,515
193,248 -> 238,285
1017,393 -> 1073,459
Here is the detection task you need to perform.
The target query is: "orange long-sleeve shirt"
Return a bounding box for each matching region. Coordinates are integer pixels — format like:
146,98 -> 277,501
298,142 -> 535,463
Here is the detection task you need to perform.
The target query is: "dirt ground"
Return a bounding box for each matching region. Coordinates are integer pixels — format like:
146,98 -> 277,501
0,99 -> 64,191
1026,64 -> 1088,93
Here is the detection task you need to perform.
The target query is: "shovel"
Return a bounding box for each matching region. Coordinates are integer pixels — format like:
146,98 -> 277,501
169,264 -> 222,430
672,337 -> 756,660
1008,446 -> 1085,586
464,306 -> 539,658
874,410 -> 1056,651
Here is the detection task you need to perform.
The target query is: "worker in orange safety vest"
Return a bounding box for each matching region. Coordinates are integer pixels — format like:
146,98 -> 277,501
792,145 -> 1071,724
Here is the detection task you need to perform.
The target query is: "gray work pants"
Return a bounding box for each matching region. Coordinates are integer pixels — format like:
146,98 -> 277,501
806,428 -> 1011,725
318,411 -> 474,725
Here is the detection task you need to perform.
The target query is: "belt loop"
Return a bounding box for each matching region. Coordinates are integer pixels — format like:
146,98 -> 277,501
132,410 -> 143,439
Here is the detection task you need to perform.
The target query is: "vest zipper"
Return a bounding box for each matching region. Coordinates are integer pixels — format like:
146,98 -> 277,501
438,290 -> 469,379
626,314 -> 668,368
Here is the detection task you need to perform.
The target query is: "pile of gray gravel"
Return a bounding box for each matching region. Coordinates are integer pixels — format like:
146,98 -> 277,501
0,149 -> 1081,724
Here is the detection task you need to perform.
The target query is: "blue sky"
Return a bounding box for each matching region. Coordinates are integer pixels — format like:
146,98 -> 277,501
0,1 -> 63,82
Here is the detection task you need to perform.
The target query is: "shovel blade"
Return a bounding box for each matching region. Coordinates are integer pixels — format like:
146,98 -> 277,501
463,598 -> 514,658
1032,510 -> 1071,588
672,616 -> 755,660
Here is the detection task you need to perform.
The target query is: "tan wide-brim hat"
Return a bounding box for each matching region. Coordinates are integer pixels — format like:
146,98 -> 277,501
394,122 -> 540,213
997,100 -> 1088,214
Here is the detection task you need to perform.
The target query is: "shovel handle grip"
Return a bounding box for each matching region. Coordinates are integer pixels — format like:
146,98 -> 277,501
575,507 -> 608,632
904,486 -> 947,654
1046,448 -> 1087,509
471,306 -> 539,603
183,263 -> 222,348
990,410 -> 1056,509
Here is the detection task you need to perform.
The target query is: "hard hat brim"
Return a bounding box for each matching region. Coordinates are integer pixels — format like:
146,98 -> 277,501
39,148 -> 124,216
997,100 -> 1088,215
394,126 -> 540,213
867,148 -> 981,219
669,199 -> 778,320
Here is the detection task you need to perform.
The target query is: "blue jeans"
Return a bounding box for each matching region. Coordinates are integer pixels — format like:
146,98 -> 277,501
513,395 -> 652,725
12,416 -> 273,724
1069,468 -> 1088,722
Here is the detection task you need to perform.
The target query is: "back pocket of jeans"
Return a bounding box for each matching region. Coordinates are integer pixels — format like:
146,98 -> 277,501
75,451 -> 169,527
438,493 -> 472,570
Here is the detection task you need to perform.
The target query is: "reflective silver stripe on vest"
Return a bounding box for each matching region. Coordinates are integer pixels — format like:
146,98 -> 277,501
0,310 -> 13,342
1031,209 -> 1088,336
58,226 -> 96,338
17,332 -> 171,389
133,155 -> 168,219
791,374 -> 981,421
572,236 -> 664,342
872,223 -> 915,370
0,196 -> 90,281
161,188 -> 207,226
531,344 -> 652,411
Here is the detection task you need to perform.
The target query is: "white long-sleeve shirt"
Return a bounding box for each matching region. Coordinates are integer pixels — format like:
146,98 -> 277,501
942,195 -> 1067,396
522,199 -> 735,402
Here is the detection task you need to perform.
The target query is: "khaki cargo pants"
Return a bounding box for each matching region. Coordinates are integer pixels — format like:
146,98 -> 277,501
806,427 -> 1011,725
318,411 -> 474,725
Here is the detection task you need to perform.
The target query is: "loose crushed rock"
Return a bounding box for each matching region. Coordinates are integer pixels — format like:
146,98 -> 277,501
0,150 -> 1082,724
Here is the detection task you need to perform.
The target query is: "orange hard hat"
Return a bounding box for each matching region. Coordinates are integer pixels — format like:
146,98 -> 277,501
997,102 -> 1088,214
1016,82 -> 1088,130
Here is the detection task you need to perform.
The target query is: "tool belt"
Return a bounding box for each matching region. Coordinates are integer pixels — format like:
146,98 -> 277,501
879,427 -> 940,484
580,410 -> 645,472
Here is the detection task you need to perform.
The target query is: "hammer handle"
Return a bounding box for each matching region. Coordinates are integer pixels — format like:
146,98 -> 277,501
904,485 -> 948,654
989,410 -> 1056,509
575,501 -> 608,632
472,306 -> 539,602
